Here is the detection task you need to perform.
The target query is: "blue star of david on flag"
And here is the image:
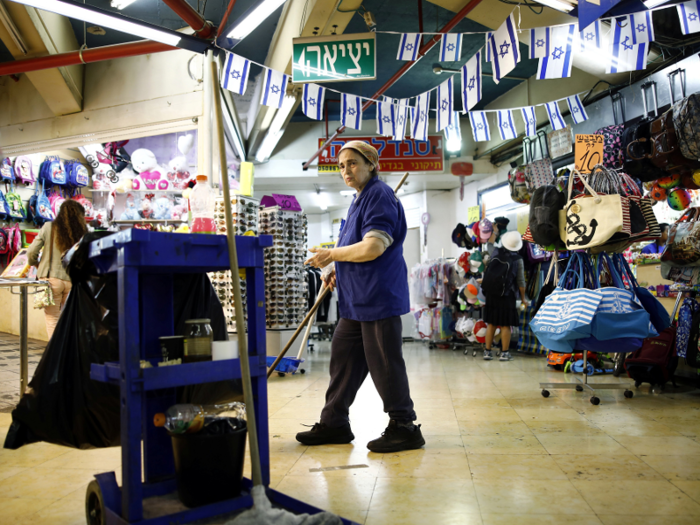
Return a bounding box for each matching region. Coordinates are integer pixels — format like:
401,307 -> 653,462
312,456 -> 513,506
537,24 -> 576,80
221,51 -> 250,96
397,33 -> 421,61
497,109 -> 517,141
489,13 -> 520,84
520,106 -> 537,137
629,12 -> 655,44
377,97 -> 397,137
608,17 -> 649,74
386,97 -> 410,141
341,93 -> 362,130
439,33 -> 463,62
580,20 -> 601,54
545,101 -> 566,131
444,111 -> 461,148
551,47 -> 564,60
678,1 -> 700,35
261,68 -> 289,109
412,91 -> 430,141
529,27 -> 550,60
436,77 -> 454,132
302,84 -> 325,121
461,50 -> 482,111
470,111 -> 490,142
566,95 -> 589,125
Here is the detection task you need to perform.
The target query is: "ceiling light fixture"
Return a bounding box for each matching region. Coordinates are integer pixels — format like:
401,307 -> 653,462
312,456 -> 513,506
533,0 -> 574,13
643,0 -> 670,8
446,136 -> 462,154
111,0 -> 139,9
255,94 -> 298,163
226,0 -> 287,42
315,188 -> 330,211
10,0 -> 204,50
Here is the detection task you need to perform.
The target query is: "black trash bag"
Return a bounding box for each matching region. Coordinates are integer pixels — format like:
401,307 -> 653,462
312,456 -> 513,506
4,233 -> 240,450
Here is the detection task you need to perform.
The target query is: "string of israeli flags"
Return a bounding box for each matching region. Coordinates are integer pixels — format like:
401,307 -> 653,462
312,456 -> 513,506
220,0 -> 700,144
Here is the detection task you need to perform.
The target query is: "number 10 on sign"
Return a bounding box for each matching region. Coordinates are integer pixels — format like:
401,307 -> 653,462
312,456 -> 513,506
575,134 -> 604,174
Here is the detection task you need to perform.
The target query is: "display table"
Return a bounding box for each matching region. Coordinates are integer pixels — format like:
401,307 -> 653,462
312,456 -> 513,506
0,278 -> 49,394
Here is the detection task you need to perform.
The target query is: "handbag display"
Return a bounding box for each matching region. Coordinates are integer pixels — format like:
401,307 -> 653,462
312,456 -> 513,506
558,170 -> 628,250
529,184 -> 566,247
661,207 -> 700,266
670,69 -> 700,161
533,251 -> 559,316
530,253 -> 604,353
594,92 -> 626,170
507,163 -> 530,204
622,83 -> 667,182
648,108 -> 700,172
523,131 -> 554,193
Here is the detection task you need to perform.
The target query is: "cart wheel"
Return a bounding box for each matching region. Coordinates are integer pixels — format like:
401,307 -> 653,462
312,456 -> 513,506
278,372 -> 286,377
576,385 -> 584,392
464,348 -> 469,355
300,369 -> 306,374
624,390 -> 634,399
472,350 -> 477,357
86,480 -> 106,525
652,386 -> 661,395
541,389 -> 550,398
634,380 -> 642,388
590,396 -> 600,405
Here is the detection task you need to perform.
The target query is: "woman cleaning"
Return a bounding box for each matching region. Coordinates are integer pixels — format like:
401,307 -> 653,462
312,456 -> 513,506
299,141 -> 424,453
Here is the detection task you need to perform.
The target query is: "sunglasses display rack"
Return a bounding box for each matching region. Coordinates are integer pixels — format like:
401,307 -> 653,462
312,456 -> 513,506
210,196 -> 259,332
259,207 -> 309,329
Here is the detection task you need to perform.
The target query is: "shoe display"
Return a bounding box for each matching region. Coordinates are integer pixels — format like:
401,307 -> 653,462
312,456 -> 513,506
367,420 -> 425,453
295,422 -> 355,446
483,349 -> 493,360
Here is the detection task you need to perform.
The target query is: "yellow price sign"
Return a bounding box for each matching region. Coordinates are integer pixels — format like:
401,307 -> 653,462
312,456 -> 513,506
467,206 -> 481,224
575,134 -> 604,174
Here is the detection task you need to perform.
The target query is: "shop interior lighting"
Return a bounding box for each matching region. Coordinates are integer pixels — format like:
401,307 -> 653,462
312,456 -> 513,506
315,188 -> 330,211
340,190 -> 355,196
111,0 -> 139,9
255,94 -> 297,163
446,135 -> 462,153
533,0 -> 574,13
226,0 -> 287,41
643,0 -> 670,8
10,0 -> 184,47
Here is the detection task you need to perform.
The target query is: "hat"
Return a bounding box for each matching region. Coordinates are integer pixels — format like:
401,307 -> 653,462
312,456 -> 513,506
469,251 -> 484,273
339,141 -> 379,169
479,218 -> 493,242
452,223 -> 468,247
457,252 -> 471,274
468,221 -> 480,241
501,231 -> 523,252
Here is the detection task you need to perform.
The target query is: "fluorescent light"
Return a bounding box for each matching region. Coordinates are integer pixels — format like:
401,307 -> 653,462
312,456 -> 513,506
255,94 -> 297,162
643,0 -> 670,8
315,191 -> 330,211
533,0 -> 574,13
111,0 -> 139,9
446,136 -> 462,153
15,0 -> 181,46
226,0 -> 287,41
340,190 -> 355,196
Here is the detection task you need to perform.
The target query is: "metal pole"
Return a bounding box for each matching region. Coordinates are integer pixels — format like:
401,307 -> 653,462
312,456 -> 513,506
203,50 -> 214,186
19,287 -> 28,395
210,58 -> 263,487
162,0 -> 216,39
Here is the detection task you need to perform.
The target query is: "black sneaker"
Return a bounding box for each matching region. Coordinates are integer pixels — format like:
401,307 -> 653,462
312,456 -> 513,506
296,422 -> 355,446
367,420 -> 425,453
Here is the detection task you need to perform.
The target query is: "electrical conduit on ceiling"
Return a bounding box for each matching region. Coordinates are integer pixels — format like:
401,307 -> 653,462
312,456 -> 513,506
301,0 -> 487,170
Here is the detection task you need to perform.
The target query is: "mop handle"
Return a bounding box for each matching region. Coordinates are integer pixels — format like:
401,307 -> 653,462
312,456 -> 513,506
296,286 -> 326,360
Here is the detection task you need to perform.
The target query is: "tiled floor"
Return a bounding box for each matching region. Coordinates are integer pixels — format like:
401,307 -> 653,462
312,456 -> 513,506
1,333 -> 700,524
0,333 -> 44,412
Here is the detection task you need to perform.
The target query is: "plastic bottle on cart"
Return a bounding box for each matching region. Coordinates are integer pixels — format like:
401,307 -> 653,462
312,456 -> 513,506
153,402 -> 246,434
189,175 -> 216,234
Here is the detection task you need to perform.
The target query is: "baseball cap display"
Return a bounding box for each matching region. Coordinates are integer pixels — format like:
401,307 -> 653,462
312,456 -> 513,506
501,231 -> 523,252
451,223 -> 469,248
469,251 -> 484,273
457,252 -> 471,275
479,218 -> 493,242
468,221 -> 480,242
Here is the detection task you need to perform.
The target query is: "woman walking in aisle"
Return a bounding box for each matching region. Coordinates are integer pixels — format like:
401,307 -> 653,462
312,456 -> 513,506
481,231 -> 528,361
27,200 -> 87,339
299,141 -> 424,453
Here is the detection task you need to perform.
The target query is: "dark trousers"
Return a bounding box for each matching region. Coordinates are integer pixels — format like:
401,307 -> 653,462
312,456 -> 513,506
320,316 -> 417,428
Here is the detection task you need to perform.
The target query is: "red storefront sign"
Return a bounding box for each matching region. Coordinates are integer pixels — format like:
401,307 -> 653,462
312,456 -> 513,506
317,136 -> 443,173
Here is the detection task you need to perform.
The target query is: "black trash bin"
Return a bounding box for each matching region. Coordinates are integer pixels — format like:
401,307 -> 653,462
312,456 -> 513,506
171,419 -> 247,508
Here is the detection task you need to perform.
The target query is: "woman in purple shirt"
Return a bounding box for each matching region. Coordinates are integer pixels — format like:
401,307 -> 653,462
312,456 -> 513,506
299,141 -> 424,453
641,223 -> 669,255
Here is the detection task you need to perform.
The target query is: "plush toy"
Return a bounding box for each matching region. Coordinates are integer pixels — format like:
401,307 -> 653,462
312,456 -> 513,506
119,192 -> 140,220
131,149 -> 168,190
166,156 -> 192,190
153,195 -> 174,220
92,163 -> 115,191
139,193 -> 155,219
171,196 -> 188,221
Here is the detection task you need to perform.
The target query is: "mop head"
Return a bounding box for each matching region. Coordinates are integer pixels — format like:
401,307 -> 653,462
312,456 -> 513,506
230,485 -> 343,525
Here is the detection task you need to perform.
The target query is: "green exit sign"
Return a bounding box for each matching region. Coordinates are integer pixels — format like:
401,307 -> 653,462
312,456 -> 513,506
292,33 -> 376,83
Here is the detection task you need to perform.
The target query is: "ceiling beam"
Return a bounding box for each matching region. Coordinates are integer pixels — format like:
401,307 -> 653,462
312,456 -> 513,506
162,0 -> 216,39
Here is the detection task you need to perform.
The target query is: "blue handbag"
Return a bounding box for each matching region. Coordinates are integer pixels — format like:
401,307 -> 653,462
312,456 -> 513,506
612,254 -> 671,333
590,253 -> 653,343
530,253 -> 603,353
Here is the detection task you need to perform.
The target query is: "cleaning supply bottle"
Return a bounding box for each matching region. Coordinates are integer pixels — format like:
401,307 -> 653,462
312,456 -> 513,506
189,175 -> 216,234
153,402 -> 246,434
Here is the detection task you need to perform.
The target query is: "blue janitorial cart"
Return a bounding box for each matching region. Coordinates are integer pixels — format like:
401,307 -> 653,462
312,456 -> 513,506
86,229 -> 356,525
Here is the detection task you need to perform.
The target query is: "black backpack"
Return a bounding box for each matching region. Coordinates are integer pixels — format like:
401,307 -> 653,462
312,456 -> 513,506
481,249 -> 519,298
529,185 -> 565,247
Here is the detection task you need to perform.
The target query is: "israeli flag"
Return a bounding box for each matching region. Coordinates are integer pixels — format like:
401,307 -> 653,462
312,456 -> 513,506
545,101 -> 566,131
488,13 -> 520,84
221,52 -> 250,95
529,27 -> 550,59
677,1 -> 700,35
397,33 -> 421,61
536,24 -> 576,80
445,112 -> 462,144
388,97 -> 410,141
412,91 -> 431,141
579,20 -> 601,53
436,78 -> 454,132
439,33 -> 462,62
629,11 -> 655,44
566,95 -> 588,125
521,106 -> 537,137
607,17 -> 648,74
485,32 -> 493,62
470,111 -> 490,142
341,93 -> 362,130
377,97 -> 396,137
261,68 -> 289,109
302,84 -> 325,121
497,110 -> 517,141
461,50 -> 482,112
